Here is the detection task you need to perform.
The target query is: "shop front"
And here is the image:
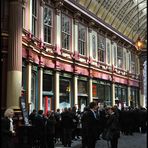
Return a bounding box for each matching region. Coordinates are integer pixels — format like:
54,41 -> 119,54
43,70 -> 54,112
92,80 -> 112,107
78,78 -> 88,112
115,84 -> 128,108
59,73 -> 72,110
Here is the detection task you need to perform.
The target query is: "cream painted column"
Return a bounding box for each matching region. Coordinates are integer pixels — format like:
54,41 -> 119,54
73,17 -> 79,52
127,86 -> 131,106
89,78 -> 93,102
74,75 -> 78,105
54,8 -> 61,52
27,63 -> 32,112
55,71 -> 60,110
7,0 -> 22,109
112,83 -> 115,106
38,67 -> 43,110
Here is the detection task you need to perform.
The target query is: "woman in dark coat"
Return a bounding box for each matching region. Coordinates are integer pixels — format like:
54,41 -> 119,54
1,108 -> 15,148
104,107 -> 120,148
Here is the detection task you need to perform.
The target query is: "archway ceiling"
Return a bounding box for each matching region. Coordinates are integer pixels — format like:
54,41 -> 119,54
75,0 -> 147,44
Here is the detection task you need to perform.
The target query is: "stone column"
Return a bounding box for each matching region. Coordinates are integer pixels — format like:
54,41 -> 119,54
7,0 -> 22,109
89,78 -> 93,102
74,75 -> 78,105
38,67 -> 43,110
55,71 -> 60,110
127,86 -> 131,106
26,62 -> 32,113
112,82 -> 115,106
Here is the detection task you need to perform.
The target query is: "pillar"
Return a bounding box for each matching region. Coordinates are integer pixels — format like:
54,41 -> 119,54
89,78 -> 93,102
38,67 -> 43,110
74,75 -> 78,105
55,71 -> 60,110
7,0 -> 22,109
127,86 -> 131,106
112,82 -> 115,106
26,62 -> 32,113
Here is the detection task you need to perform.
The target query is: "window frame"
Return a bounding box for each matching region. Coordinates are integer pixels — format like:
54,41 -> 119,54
43,6 -> 53,44
78,23 -> 87,56
97,34 -> 106,63
61,13 -> 72,50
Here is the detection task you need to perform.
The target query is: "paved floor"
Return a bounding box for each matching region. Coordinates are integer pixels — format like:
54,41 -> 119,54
55,132 -> 147,148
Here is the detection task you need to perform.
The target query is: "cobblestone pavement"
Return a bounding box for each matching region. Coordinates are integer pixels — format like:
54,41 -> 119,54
55,132 -> 147,148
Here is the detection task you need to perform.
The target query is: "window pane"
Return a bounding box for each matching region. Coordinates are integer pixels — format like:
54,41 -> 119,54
92,35 -> 96,59
44,7 -> 53,43
117,46 -> 123,68
98,34 -> 106,62
61,14 -> 71,50
78,24 -> 86,55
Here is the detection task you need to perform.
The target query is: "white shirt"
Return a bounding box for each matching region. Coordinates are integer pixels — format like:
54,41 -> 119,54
9,118 -> 15,133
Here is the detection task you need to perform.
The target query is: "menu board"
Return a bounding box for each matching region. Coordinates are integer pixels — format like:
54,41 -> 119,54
20,96 -> 29,126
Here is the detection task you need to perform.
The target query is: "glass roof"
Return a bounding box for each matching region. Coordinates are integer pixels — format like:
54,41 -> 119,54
76,0 -> 147,43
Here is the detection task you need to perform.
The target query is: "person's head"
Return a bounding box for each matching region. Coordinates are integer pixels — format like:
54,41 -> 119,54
38,110 -> 43,115
89,102 -> 98,111
107,106 -> 114,114
4,108 -> 14,118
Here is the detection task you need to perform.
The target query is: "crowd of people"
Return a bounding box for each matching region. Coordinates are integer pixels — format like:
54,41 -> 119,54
1,102 -> 147,148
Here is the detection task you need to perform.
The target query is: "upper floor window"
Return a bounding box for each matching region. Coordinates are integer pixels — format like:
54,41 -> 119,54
131,52 -> 135,74
44,6 -> 53,44
117,46 -> 123,69
32,0 -> 37,36
123,50 -> 127,70
92,35 -> 96,59
106,41 -> 111,64
61,14 -> 71,50
78,24 -> 87,55
98,34 -> 106,63
22,1 -> 25,28
113,45 -> 117,66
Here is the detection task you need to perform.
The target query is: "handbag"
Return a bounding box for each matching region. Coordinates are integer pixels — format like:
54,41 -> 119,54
102,128 -> 112,141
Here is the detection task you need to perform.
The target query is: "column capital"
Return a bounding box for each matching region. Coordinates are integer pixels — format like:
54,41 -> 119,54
40,0 -> 45,7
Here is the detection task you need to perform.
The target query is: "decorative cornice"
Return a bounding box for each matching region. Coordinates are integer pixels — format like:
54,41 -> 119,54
54,0 -> 64,15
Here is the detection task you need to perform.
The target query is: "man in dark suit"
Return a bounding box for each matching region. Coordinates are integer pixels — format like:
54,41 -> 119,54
61,107 -> 73,147
85,102 -> 98,148
33,110 -> 46,148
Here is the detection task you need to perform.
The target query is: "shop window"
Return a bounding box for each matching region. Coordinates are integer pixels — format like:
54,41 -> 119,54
78,80 -> 87,94
98,34 -> 106,63
92,83 -> 97,97
59,79 -> 71,109
61,13 -> 71,50
30,65 -> 38,112
22,60 -> 26,91
78,23 -> 86,55
43,74 -> 53,92
44,6 -> 53,44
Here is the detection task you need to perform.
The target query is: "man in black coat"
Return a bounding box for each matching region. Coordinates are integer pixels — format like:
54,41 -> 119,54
61,107 -> 73,147
33,110 -> 46,148
84,102 -> 98,148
